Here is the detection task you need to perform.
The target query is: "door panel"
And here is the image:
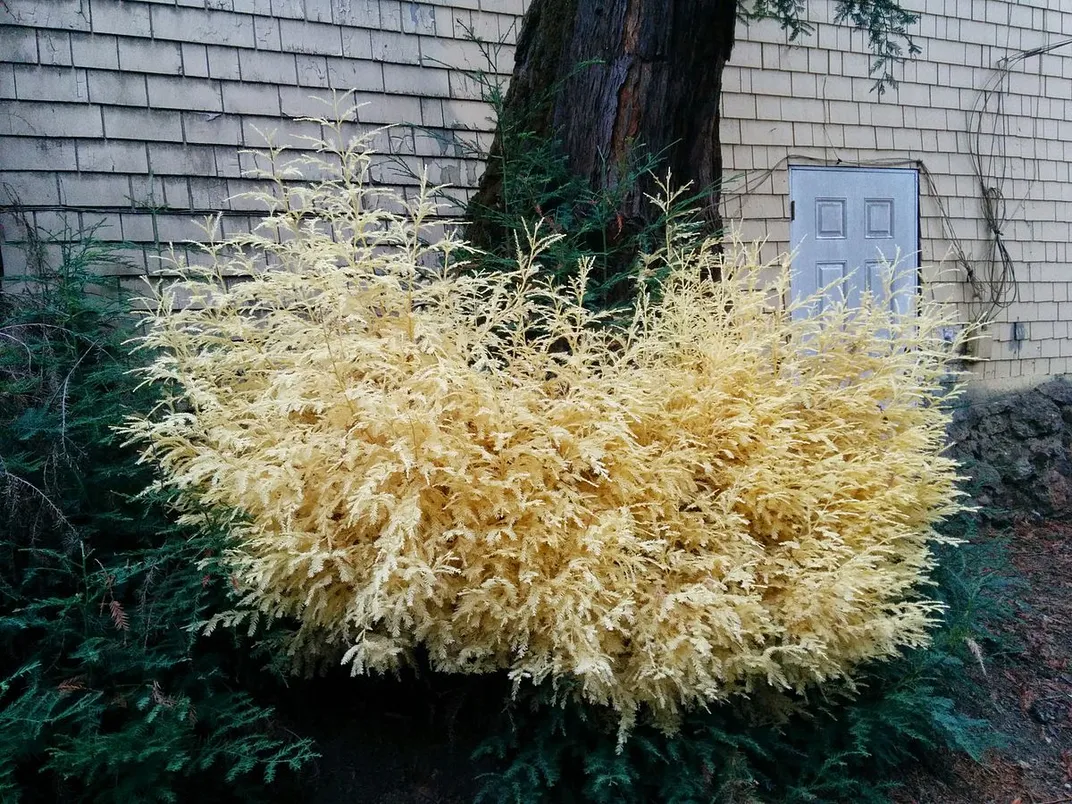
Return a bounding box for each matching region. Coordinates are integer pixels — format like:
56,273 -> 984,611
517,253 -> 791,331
789,167 -> 919,318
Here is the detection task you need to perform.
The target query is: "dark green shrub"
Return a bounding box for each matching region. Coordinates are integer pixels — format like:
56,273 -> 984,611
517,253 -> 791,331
0,227 -> 315,802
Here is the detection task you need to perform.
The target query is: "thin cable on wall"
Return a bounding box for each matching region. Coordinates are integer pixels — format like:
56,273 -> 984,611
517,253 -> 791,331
722,36 -> 1072,329
965,36 -> 1072,324
722,152 -> 959,267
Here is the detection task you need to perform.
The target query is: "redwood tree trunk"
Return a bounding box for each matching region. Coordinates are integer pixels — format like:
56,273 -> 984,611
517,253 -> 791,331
470,0 -> 738,243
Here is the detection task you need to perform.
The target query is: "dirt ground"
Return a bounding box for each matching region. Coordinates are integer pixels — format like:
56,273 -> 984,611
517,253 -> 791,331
893,519 -> 1072,804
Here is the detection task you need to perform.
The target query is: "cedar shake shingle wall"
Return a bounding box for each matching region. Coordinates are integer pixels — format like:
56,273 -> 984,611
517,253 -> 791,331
3,0 -> 1072,388
0,0 -> 520,280
719,0 -> 1072,388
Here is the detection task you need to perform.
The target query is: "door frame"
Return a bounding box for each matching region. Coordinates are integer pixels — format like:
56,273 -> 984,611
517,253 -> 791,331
787,164 -> 922,312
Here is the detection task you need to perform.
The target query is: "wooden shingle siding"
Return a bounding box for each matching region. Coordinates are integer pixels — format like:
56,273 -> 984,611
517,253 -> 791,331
0,0 -> 516,279
718,0 -> 1072,387
3,0 -> 1072,387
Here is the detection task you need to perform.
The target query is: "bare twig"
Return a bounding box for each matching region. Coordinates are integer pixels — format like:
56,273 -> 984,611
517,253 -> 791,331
0,461 -> 76,538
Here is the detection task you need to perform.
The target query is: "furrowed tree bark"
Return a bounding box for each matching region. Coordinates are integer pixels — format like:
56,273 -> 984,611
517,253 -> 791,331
469,0 -> 739,248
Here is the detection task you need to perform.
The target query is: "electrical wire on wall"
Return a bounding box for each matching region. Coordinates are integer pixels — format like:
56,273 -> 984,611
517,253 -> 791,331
721,152 -> 964,285
721,35 -> 1072,330
965,36 -> 1072,324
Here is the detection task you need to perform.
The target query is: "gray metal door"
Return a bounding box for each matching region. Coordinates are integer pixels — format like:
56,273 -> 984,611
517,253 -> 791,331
788,166 -> 919,318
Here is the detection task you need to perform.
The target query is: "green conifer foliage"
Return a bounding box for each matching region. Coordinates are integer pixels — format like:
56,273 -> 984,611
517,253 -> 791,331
0,227 -> 315,802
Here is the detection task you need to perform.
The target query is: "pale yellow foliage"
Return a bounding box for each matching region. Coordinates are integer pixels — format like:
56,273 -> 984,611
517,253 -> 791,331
125,117 -> 966,737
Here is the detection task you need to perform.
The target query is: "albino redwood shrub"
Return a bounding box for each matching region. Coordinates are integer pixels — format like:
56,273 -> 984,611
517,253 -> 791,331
126,116 -> 965,737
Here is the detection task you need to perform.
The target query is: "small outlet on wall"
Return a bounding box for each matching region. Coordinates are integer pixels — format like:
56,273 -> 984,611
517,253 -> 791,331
1012,321 -> 1028,342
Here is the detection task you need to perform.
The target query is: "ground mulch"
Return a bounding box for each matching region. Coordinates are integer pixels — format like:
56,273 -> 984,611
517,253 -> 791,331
894,519 -> 1072,804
